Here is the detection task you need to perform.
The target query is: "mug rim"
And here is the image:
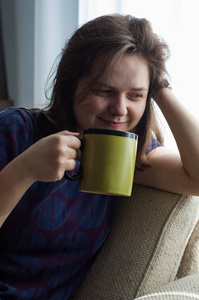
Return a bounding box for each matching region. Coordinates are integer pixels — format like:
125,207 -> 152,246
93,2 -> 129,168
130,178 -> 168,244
84,128 -> 138,139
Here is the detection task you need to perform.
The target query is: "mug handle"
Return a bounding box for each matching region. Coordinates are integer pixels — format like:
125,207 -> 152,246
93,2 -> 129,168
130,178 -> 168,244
64,136 -> 85,181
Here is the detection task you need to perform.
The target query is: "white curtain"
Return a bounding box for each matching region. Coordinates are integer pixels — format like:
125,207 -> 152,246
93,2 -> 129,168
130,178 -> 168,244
79,0 -> 199,151
1,0 -> 79,108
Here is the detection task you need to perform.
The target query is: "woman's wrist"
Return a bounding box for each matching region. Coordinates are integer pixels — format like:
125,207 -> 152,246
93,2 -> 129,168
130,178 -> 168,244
156,79 -> 172,91
153,79 -> 172,106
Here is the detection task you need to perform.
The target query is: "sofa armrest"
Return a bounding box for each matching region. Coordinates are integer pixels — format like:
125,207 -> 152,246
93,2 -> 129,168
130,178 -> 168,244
177,220 -> 199,278
135,272 -> 199,300
71,185 -> 199,300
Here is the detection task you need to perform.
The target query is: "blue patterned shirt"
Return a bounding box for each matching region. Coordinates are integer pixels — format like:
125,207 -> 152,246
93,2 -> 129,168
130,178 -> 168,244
0,108 -> 118,299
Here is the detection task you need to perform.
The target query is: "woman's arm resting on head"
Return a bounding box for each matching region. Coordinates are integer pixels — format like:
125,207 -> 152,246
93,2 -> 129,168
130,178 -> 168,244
134,88 -> 199,196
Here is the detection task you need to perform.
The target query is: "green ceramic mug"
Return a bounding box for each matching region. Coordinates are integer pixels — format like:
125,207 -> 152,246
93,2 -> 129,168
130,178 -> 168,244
65,128 -> 138,196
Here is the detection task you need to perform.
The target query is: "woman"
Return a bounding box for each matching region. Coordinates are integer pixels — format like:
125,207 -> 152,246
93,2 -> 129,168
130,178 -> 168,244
0,14 -> 199,299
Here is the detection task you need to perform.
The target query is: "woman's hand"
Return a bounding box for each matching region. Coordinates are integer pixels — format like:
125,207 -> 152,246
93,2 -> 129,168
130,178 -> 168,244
20,131 -> 81,183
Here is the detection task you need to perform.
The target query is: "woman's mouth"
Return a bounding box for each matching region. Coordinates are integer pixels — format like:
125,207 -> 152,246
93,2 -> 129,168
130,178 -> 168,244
99,118 -> 126,129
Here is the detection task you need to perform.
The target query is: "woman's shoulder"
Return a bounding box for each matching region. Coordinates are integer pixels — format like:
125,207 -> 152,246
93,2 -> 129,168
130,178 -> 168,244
0,107 -> 38,124
0,107 -> 41,136
0,108 -> 41,166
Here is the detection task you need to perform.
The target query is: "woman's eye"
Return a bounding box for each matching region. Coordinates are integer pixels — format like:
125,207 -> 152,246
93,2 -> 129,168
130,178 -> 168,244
95,89 -> 111,95
129,93 -> 142,100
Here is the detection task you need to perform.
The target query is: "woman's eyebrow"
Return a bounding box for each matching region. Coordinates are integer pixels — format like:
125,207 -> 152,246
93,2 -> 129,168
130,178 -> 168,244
94,82 -> 111,88
129,87 -> 148,91
95,82 -> 148,91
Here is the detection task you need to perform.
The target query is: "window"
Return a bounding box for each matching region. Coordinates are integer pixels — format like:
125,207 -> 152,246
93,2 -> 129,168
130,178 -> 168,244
79,0 -> 199,151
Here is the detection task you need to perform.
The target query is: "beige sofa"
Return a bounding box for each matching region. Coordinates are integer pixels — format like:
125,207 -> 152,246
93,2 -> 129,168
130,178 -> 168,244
71,184 -> 199,300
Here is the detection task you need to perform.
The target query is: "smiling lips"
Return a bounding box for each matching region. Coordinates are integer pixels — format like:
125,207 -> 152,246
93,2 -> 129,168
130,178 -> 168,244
99,118 -> 127,129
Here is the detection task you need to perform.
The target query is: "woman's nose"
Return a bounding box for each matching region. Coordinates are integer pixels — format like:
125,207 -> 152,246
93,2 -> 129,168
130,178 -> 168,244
108,94 -> 128,116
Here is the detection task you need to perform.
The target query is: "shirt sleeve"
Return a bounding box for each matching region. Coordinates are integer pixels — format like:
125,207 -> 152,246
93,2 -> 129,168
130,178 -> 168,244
145,138 -> 163,155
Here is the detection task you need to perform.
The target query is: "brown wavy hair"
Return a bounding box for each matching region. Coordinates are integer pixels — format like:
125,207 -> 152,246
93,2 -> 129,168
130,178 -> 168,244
41,14 -> 170,168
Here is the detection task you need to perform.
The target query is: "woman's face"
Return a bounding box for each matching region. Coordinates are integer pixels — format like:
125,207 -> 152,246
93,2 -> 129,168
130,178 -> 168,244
73,54 -> 150,135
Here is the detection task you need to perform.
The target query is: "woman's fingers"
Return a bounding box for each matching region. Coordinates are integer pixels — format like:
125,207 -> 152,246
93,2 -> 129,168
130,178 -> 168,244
21,131 -> 82,182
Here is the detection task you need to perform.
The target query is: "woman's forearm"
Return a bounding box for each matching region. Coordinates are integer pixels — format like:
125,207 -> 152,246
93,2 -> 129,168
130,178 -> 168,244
0,155 -> 35,227
154,88 -> 199,181
0,131 -> 81,227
